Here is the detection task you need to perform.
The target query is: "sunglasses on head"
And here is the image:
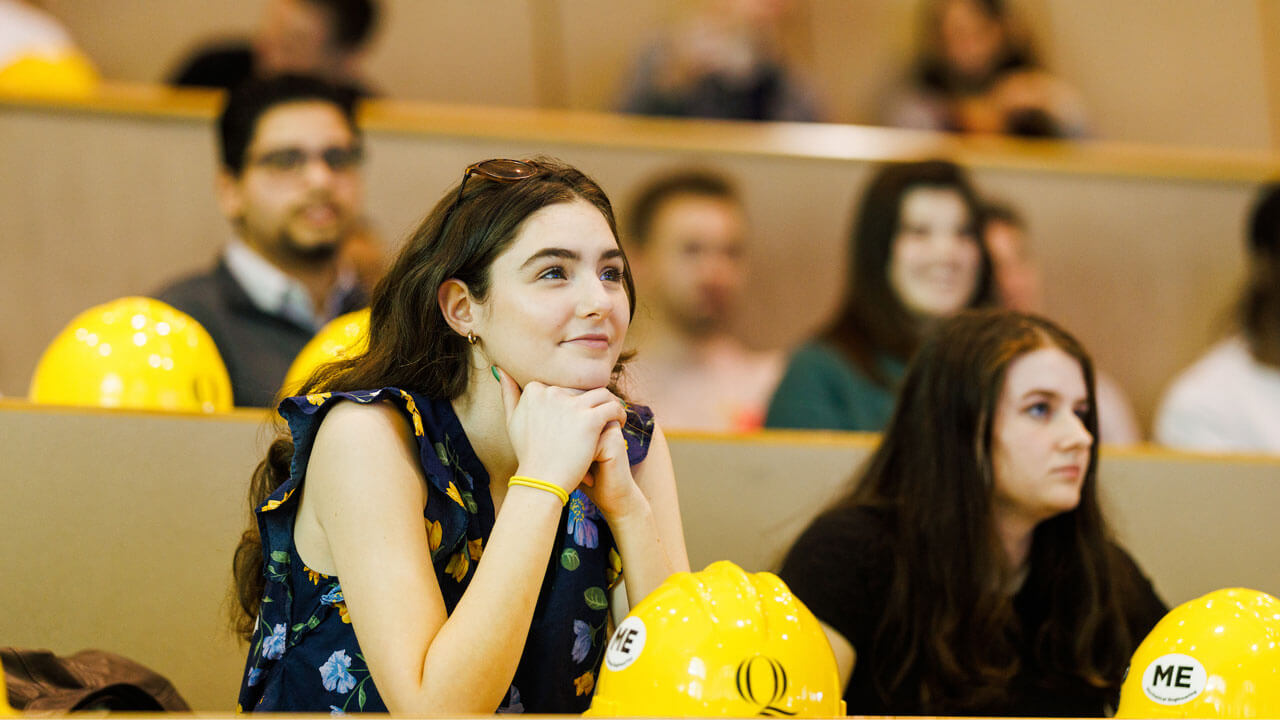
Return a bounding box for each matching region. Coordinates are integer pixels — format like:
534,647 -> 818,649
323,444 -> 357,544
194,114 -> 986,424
438,158 -> 541,233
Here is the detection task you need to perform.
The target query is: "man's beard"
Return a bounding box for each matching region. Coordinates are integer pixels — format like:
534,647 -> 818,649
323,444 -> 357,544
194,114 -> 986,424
665,297 -> 729,337
278,231 -> 341,265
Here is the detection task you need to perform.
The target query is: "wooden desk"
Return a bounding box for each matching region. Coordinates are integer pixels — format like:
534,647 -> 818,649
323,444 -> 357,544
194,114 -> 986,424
3,403 -> 1277,709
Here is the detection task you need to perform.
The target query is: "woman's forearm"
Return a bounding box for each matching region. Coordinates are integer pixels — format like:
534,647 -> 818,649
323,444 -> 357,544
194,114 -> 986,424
386,487 -> 563,714
608,499 -> 681,610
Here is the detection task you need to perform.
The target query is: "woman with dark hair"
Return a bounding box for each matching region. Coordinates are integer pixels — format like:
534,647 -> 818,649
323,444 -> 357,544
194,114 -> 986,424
1155,182 -> 1280,453
232,158 -> 689,713
765,159 -> 994,431
779,309 -> 1166,715
885,0 -> 1086,137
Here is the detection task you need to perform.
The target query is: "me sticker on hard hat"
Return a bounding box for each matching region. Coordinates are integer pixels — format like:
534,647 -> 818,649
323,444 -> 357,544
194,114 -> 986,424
604,617 -> 646,671
1140,653 -> 1207,705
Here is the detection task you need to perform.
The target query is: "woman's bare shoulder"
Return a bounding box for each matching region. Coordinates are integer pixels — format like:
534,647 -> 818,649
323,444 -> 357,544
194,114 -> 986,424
308,398 -> 425,499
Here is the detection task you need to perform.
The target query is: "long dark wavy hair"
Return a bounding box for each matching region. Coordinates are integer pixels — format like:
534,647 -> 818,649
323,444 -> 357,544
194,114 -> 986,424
231,158 -> 635,639
1243,183 -> 1280,366
837,309 -> 1144,710
915,0 -> 1037,95
820,160 -> 994,387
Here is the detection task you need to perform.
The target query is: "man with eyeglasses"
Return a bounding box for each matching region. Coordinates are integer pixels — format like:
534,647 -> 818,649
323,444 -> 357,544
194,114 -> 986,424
155,74 -> 368,408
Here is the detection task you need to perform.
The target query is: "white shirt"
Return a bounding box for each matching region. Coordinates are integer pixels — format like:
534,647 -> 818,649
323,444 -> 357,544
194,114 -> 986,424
1154,336 -> 1280,454
624,336 -> 783,432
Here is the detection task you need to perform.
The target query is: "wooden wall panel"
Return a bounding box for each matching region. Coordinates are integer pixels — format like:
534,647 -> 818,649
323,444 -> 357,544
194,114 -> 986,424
1042,0 -> 1272,149
1,404 -> 270,711
39,0 -> 1277,148
46,0 -> 540,106
0,94 -> 1270,435
552,0 -> 679,112
359,1 -> 540,106
804,0 -> 920,126
1260,0 -> 1280,149
0,105 -> 225,401
44,0 -> 268,83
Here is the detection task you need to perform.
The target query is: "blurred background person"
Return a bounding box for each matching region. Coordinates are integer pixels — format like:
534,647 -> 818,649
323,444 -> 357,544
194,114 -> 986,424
765,160 -> 995,431
154,75 -> 369,407
169,0 -> 378,97
780,310 -> 1165,714
982,203 -> 1041,312
1154,183 -> 1280,453
619,0 -> 821,122
0,0 -> 98,95
884,0 -> 1086,137
622,169 -> 782,431
983,202 -> 1141,443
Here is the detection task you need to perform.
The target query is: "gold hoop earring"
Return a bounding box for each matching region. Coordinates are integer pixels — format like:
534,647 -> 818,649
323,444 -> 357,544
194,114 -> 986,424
466,331 -> 478,345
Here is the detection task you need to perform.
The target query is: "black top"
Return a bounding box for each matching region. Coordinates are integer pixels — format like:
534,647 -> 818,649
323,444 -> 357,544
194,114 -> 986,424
169,41 -> 373,99
154,259 -> 366,408
169,44 -> 255,91
779,506 -> 1168,716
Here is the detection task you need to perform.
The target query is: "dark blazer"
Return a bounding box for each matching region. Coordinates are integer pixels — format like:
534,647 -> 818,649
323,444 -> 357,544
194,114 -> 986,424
155,259 -> 365,408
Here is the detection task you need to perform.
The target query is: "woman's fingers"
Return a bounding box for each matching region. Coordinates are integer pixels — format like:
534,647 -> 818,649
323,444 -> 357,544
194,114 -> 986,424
593,421 -> 625,468
583,418 -> 645,519
575,387 -> 620,406
504,383 -> 626,492
587,399 -> 627,430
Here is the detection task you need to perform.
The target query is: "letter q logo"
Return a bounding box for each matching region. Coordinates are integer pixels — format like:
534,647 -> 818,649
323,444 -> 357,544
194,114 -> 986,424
1141,653 -> 1207,705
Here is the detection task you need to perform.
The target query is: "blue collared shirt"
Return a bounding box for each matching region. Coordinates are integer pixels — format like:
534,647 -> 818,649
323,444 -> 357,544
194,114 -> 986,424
223,239 -> 358,332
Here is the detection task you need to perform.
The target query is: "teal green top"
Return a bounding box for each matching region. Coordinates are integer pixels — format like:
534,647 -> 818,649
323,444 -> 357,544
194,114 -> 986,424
764,342 -> 907,432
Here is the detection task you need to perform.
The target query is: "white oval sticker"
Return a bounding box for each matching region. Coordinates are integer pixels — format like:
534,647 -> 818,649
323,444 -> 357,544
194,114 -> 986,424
604,616 -> 646,671
1140,653 -> 1207,705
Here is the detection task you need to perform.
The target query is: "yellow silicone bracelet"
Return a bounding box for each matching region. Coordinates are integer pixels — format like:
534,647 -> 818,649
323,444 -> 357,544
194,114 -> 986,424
508,476 -> 570,506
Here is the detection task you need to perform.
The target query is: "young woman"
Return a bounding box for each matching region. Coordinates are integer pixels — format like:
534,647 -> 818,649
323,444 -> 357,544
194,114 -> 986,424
765,159 -> 994,431
232,158 -> 689,714
884,0 -> 1087,137
779,309 -> 1166,715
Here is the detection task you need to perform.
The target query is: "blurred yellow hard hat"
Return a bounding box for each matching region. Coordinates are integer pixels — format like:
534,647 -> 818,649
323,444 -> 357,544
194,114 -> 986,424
1117,588 -> 1280,718
0,51 -> 98,97
282,308 -> 368,396
29,296 -> 232,413
586,561 -> 845,717
0,668 -> 15,716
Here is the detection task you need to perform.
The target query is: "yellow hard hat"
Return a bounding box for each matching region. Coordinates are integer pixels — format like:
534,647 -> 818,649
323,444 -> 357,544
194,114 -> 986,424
586,561 -> 846,717
0,51 -> 98,97
1117,588 -> 1280,718
282,308 -> 369,396
29,297 -> 232,413
0,668 -> 15,716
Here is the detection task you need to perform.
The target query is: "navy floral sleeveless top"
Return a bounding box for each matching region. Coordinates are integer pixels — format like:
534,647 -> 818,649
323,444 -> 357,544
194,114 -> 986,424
236,388 -> 655,714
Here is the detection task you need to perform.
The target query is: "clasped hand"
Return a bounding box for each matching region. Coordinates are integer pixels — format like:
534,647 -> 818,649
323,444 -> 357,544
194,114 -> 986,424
495,368 -> 644,518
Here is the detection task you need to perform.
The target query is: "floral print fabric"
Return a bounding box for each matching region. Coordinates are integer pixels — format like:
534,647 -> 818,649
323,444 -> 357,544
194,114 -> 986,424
236,388 -> 654,713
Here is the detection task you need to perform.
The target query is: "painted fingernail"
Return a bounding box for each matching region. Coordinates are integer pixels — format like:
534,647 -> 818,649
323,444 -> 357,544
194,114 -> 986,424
490,365 -> 500,383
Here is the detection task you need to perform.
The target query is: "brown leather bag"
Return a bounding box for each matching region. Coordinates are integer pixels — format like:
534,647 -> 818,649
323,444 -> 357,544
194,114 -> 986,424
2,648 -> 190,712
